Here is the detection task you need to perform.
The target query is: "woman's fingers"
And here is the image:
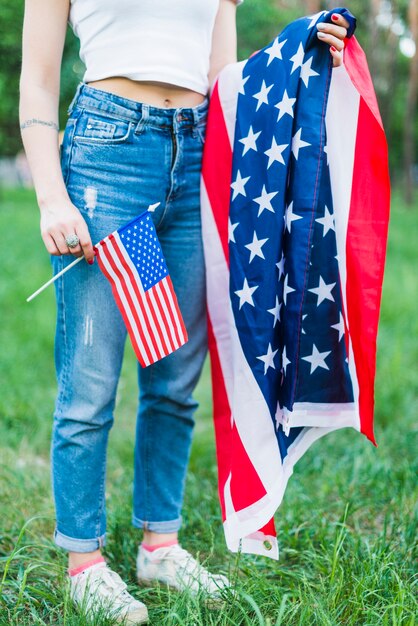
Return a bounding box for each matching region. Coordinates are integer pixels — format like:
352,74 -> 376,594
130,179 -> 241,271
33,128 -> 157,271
317,31 -> 345,51
41,231 -> 61,256
330,13 -> 350,31
316,22 -> 347,40
52,230 -> 75,256
75,220 -> 95,263
316,15 -> 347,67
330,46 -> 343,67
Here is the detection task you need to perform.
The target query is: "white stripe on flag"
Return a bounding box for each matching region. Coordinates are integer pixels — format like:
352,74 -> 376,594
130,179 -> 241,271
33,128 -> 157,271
160,278 -> 187,346
217,60 -> 247,147
147,282 -> 175,354
111,233 -> 166,360
155,281 -> 181,350
201,181 -> 282,491
96,241 -> 152,366
326,64 -> 361,427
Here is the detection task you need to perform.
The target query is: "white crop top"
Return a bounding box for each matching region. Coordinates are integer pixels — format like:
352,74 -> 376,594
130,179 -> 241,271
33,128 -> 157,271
68,0 -> 244,96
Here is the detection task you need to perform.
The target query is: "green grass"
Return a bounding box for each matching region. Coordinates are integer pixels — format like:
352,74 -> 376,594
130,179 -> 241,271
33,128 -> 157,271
0,187 -> 416,625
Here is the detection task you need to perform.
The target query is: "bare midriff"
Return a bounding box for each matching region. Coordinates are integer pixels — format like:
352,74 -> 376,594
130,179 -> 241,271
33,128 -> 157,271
85,77 -> 207,108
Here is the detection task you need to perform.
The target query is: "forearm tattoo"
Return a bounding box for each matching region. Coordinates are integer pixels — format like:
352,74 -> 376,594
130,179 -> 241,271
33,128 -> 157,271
20,118 -> 59,131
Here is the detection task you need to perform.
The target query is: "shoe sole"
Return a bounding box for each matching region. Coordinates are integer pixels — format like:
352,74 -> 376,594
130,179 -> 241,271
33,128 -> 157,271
136,575 -> 227,609
116,606 -> 149,625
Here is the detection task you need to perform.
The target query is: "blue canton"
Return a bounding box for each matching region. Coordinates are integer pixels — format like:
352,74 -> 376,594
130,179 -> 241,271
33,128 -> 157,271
229,10 -> 354,459
119,212 -> 168,291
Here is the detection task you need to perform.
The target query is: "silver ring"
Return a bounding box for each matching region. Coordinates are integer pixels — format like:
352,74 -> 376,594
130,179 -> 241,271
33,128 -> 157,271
65,233 -> 80,249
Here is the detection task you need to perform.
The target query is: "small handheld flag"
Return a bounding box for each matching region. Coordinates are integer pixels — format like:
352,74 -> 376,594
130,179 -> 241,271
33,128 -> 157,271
94,210 -> 188,367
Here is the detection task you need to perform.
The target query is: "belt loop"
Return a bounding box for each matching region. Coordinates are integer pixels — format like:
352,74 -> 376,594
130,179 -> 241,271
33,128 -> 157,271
192,105 -> 200,127
67,81 -> 84,116
135,103 -> 149,134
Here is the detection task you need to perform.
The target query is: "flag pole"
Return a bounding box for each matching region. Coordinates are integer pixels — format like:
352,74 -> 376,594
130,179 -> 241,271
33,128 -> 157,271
26,255 -> 85,302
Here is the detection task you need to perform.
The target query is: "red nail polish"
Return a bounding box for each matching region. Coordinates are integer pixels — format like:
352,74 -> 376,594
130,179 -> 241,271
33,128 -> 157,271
88,259 -> 94,265
331,46 -> 337,52
331,14 -> 339,21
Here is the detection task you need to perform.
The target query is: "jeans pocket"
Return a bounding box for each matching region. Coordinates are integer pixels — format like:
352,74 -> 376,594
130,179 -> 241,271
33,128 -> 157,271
73,108 -> 134,145
60,111 -> 81,185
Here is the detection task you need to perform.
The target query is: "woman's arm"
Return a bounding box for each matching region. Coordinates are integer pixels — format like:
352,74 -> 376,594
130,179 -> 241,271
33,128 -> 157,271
19,0 -> 94,261
208,0 -> 239,90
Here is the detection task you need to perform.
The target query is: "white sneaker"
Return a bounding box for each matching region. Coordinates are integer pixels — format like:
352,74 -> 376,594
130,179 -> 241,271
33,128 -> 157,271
69,561 -> 149,624
136,543 -> 231,600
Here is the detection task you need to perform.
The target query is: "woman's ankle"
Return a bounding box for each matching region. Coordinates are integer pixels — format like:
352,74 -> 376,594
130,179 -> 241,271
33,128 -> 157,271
142,530 -> 178,547
68,548 -> 103,570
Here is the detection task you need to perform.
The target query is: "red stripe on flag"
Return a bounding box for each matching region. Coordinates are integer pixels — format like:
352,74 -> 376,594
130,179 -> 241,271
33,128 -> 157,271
102,241 -> 156,363
344,40 -> 390,446
154,282 -> 180,351
144,287 -> 171,356
159,277 -> 186,348
95,246 -> 149,367
165,275 -> 188,342
147,284 -> 176,354
107,236 -> 165,361
207,314 -> 231,520
201,81 -> 233,267
207,311 -> 268,519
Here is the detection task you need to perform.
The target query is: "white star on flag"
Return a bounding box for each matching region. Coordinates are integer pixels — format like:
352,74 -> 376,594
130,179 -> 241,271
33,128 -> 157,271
324,144 -> 329,165
281,345 -> 291,374
309,276 -> 336,306
307,11 -> 328,29
301,56 -> 320,87
253,184 -> 278,217
239,73 -> 250,95
292,128 -> 311,160
276,252 -> 285,279
331,312 -> 345,341
275,401 -> 283,431
264,137 -> 289,168
257,343 -> 278,374
231,170 -> 250,200
239,125 -> 261,155
234,277 -> 258,309
301,313 -> 308,334
228,218 -> 239,243
283,274 -> 295,305
264,37 -> 288,65
275,89 -> 297,121
245,231 -> 269,262
315,205 -> 335,236
302,343 -> 331,373
290,43 -> 305,74
285,201 -> 303,233
252,80 -> 274,111
267,296 -> 282,327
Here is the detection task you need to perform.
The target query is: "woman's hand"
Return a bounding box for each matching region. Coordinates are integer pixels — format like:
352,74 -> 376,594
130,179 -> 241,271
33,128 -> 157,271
40,199 -> 95,263
316,13 -> 350,67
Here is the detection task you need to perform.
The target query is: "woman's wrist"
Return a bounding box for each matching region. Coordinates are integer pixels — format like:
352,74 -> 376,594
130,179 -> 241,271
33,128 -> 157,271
37,188 -> 71,213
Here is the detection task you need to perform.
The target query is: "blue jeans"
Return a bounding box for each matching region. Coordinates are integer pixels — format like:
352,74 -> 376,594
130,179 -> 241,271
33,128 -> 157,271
51,82 -> 209,552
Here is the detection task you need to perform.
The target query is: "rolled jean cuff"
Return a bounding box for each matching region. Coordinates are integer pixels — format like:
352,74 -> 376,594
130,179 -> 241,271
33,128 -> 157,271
54,528 -> 106,553
132,514 -> 182,533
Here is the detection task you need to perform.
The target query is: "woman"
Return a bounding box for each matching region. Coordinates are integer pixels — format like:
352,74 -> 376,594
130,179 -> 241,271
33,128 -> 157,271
19,1 -> 350,623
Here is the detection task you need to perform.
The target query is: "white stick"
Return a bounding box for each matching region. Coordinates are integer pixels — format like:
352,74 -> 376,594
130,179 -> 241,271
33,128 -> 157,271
26,255 -> 85,302
27,204 -> 160,303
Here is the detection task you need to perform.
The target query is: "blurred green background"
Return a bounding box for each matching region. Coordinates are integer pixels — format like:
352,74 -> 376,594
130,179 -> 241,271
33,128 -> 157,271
1,0 -> 417,199
0,1 -> 417,624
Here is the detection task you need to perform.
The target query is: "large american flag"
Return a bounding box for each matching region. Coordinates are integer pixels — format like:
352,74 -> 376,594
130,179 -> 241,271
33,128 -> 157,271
201,9 -> 390,559
94,210 -> 188,367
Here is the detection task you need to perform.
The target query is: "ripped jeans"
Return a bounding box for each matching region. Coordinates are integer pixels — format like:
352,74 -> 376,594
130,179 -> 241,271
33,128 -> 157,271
51,82 -> 209,552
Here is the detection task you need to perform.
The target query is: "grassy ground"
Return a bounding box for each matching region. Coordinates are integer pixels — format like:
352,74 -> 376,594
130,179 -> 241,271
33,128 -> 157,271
0,187 -> 416,625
